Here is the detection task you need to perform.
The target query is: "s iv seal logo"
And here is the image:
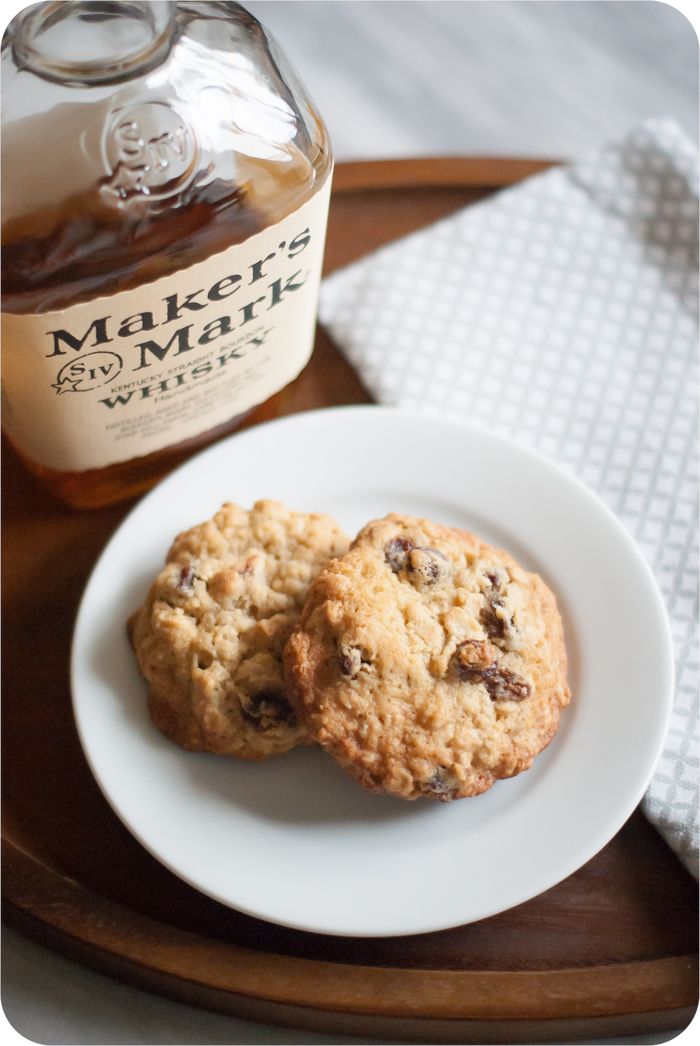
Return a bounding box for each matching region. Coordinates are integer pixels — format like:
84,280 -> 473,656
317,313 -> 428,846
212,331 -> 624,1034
52,352 -> 124,395
102,101 -> 199,202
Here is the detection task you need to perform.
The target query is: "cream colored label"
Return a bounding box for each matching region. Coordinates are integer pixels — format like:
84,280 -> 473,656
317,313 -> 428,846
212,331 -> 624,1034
1,178 -> 332,472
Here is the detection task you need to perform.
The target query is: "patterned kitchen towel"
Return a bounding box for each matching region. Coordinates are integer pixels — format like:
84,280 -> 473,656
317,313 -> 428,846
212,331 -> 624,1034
319,118 -> 699,876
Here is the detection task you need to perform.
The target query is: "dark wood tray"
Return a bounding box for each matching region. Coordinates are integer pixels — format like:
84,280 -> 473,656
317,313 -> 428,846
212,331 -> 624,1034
3,158 -> 697,1044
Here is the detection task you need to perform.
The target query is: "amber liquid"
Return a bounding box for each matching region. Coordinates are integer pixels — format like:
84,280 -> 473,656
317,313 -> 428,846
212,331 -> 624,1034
2,163 -> 325,508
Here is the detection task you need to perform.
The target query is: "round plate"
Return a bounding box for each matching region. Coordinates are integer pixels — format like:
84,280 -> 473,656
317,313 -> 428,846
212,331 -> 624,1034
71,406 -> 674,937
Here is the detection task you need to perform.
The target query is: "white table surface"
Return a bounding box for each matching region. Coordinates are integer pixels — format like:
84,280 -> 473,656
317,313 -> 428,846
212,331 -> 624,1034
2,2 -> 697,1043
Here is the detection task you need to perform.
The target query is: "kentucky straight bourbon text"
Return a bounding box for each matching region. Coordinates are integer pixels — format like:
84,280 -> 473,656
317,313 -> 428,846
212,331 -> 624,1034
1,2 -> 333,506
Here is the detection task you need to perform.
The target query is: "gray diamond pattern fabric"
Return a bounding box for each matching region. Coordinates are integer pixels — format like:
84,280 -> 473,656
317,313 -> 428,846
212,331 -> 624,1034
319,119 -> 699,877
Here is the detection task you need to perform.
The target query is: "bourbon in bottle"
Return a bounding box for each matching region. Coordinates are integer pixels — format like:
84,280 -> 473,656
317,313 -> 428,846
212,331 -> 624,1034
1,1 -> 333,507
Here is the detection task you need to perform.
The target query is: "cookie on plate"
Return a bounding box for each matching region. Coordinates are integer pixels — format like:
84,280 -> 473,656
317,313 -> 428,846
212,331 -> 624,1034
285,513 -> 570,799
129,500 -> 350,760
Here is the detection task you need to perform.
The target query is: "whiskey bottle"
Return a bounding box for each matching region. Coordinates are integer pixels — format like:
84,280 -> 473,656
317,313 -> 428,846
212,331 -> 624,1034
1,1 -> 333,507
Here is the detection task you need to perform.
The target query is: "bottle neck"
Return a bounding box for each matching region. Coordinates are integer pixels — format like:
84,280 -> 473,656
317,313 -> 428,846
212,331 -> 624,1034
11,1 -> 177,86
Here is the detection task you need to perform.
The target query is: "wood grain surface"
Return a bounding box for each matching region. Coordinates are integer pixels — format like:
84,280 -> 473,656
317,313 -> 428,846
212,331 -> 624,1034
2,157 -> 698,1043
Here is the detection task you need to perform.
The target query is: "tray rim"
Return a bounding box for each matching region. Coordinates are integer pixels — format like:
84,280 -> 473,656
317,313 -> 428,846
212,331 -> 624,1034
330,154 -> 557,192
3,155 -> 697,1039
4,843 -> 697,1031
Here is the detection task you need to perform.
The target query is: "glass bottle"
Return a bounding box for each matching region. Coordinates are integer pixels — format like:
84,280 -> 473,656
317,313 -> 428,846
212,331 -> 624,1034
1,1 -> 333,507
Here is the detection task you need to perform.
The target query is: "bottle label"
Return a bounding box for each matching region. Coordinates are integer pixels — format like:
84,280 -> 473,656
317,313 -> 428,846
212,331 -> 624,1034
1,177 -> 332,472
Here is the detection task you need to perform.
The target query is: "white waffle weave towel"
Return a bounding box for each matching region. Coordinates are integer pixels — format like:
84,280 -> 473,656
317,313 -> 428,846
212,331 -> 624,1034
319,119 -> 699,876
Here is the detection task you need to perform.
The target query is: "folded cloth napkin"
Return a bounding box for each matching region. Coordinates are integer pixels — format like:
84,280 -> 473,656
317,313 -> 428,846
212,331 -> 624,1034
319,118 -> 699,877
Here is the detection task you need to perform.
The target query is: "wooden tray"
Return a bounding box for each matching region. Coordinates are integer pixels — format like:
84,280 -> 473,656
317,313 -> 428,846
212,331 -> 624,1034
3,158 -> 697,1044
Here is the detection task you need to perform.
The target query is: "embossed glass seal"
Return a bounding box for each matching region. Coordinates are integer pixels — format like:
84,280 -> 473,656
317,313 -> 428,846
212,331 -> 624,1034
102,100 -> 199,201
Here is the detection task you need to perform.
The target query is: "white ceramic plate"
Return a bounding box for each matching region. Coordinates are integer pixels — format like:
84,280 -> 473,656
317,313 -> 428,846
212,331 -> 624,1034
72,406 -> 674,937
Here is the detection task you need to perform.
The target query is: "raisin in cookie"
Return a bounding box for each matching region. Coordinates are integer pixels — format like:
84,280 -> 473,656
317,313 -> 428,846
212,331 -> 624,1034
285,514 -> 570,799
129,500 -> 350,760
